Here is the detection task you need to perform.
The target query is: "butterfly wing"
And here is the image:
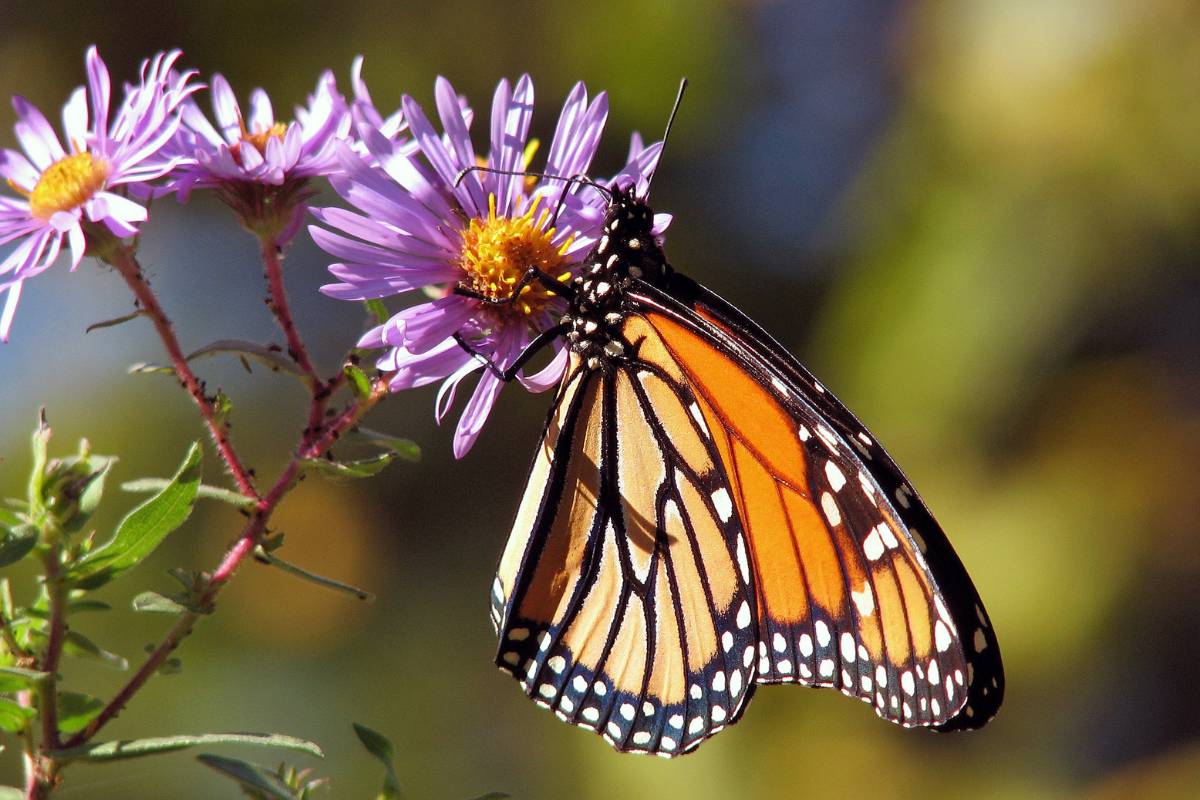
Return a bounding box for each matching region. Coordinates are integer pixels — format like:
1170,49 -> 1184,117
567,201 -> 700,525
492,352 -> 759,756
631,272 -> 1004,730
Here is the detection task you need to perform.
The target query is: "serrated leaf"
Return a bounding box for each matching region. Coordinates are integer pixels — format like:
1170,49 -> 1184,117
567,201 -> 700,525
197,754 -> 296,799
85,309 -> 147,333
0,697 -> 35,733
57,691 -> 104,734
0,527 -> 38,567
301,452 -> 397,479
63,631 -> 128,670
49,732 -> 324,762
254,549 -> 374,601
353,723 -> 401,800
121,478 -> 254,508
131,591 -> 188,615
67,443 -> 201,589
187,339 -> 306,378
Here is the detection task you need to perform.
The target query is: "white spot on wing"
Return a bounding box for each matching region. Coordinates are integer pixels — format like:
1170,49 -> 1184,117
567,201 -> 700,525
736,600 -> 751,629
863,528 -> 884,561
935,620 -> 953,653
820,492 -> 842,526
798,425 -> 812,442
688,403 -> 710,437
799,634 -> 814,657
712,488 -> 733,523
840,633 -> 856,662
815,621 -> 831,647
735,534 -> 750,583
825,461 -> 847,492
852,582 -> 876,616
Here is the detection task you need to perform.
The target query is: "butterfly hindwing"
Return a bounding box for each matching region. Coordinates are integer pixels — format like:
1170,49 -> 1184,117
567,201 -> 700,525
493,352 -> 758,756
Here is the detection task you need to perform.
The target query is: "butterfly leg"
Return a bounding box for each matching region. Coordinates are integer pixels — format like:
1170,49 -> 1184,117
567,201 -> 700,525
453,266 -> 576,306
452,323 -> 568,382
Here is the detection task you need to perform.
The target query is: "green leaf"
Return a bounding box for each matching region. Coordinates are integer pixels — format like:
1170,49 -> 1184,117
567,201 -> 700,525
301,452 -> 399,480
120,478 -> 254,508
356,429 -> 421,463
353,723 -> 401,800
0,526 -> 38,567
0,509 -> 23,529
254,548 -> 375,601
63,457 -> 116,533
0,787 -> 25,800
363,298 -> 389,325
57,691 -> 104,734
50,732 -> 324,762
28,409 -> 51,512
0,666 -> 50,692
67,443 -> 202,589
344,364 -> 372,399
0,697 -> 35,733
85,309 -> 147,333
131,591 -> 188,615
197,754 -> 296,799
67,599 -> 111,614
63,631 -> 128,670
187,339 -> 306,378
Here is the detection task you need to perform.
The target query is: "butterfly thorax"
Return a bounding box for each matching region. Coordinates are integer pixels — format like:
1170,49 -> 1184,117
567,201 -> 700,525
564,186 -> 668,367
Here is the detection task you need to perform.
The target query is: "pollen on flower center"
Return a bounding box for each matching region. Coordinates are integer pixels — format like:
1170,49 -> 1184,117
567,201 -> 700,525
28,152 -> 110,220
458,194 -> 573,317
232,121 -> 288,164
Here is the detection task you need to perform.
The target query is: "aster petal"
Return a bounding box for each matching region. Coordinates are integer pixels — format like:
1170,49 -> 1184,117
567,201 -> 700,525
66,219 -> 86,269
399,296 -> 476,354
209,74 -> 243,143
434,77 -> 487,215
248,88 -> 275,131
12,96 -> 66,170
548,89 -> 608,182
402,92 -> 483,218
181,99 -> 225,146
435,357 -> 484,424
85,46 -> 111,148
384,338 -> 473,389
0,279 -> 23,341
517,341 -> 569,392
0,148 -> 40,190
490,74 -> 534,217
62,87 -> 89,150
452,369 -> 503,459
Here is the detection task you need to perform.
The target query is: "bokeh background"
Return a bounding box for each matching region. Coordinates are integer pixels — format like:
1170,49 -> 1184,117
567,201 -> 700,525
2,1 -> 1198,797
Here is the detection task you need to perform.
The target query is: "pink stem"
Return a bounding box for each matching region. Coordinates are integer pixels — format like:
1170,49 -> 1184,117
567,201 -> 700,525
109,246 -> 259,500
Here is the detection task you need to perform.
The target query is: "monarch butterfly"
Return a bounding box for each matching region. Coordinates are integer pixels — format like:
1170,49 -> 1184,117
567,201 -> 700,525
460,85 -> 1003,757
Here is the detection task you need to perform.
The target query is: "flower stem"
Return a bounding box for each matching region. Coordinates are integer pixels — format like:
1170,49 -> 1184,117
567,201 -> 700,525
60,375 -> 390,749
107,244 -> 259,500
37,544 -> 68,751
260,235 -> 320,386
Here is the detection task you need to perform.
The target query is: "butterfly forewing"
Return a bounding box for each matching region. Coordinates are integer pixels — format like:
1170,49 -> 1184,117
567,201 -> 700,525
493,353 -> 758,756
638,275 -> 1004,729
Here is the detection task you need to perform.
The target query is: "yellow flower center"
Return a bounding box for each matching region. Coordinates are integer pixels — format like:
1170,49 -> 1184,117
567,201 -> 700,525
231,121 -> 288,166
26,152 -> 110,220
458,193 -> 573,317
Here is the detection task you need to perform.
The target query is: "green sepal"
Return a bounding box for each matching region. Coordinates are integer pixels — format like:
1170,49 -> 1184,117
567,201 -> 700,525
66,443 -> 201,589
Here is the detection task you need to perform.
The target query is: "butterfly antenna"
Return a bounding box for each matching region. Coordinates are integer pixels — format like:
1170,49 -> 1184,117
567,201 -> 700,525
454,164 -> 612,200
645,77 -> 688,199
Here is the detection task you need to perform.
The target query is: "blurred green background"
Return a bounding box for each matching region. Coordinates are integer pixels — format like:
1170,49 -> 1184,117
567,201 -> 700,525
2,0 -> 1198,797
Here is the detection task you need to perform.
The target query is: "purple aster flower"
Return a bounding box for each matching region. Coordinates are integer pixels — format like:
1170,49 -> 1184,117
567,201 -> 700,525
312,75 -> 666,457
0,47 -> 197,340
165,68 -> 350,238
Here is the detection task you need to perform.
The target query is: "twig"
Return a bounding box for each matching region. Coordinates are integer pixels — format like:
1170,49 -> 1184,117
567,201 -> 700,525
260,235 -> 321,386
61,376 -> 390,748
37,546 -> 67,750
107,244 -> 259,500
